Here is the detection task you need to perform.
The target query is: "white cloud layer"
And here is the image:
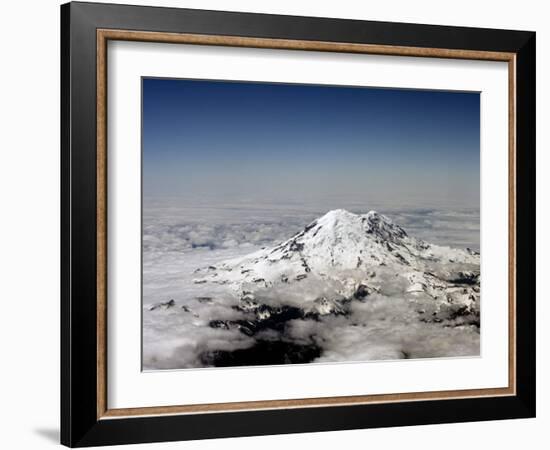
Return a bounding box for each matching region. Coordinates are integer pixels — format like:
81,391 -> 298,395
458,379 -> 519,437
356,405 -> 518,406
142,201 -> 480,370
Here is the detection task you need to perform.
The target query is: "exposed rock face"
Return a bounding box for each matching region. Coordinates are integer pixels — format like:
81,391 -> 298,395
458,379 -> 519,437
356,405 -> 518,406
148,299 -> 176,311
200,340 -> 322,367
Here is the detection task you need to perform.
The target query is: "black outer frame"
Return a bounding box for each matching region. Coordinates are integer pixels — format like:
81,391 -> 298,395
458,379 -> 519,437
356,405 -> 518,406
61,1 -> 536,447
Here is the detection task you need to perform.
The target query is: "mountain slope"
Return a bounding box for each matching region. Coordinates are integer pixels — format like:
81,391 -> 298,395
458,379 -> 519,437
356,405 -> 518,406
193,209 -> 480,320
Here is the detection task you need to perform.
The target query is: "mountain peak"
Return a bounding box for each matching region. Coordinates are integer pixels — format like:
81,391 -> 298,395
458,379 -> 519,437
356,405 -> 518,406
314,209 -> 406,242
316,208 -> 355,224
191,210 -> 480,333
362,210 -> 408,241
195,209 -> 479,295
318,208 -> 387,223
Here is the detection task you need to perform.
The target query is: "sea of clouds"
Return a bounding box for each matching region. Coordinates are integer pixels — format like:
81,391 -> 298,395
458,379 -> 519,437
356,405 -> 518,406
142,196 -> 480,370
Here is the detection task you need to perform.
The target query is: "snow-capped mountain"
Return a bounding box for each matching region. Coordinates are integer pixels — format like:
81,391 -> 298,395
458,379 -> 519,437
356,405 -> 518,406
143,209 -> 481,369
193,209 -> 480,321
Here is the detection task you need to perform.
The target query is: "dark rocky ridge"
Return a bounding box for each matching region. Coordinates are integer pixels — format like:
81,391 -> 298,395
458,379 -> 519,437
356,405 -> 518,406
200,340 -> 322,367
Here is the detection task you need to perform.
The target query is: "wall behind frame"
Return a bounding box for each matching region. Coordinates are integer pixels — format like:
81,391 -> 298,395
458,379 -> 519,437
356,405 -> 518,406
0,0 -> 545,449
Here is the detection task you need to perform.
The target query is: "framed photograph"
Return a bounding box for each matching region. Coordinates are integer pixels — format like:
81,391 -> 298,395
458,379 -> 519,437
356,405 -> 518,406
61,1 -> 536,447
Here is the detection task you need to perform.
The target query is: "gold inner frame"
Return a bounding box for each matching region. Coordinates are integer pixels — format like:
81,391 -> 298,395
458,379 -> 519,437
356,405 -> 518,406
96,29 -> 517,420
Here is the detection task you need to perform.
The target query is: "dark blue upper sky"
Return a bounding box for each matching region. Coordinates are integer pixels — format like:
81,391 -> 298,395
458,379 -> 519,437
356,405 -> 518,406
142,78 -> 479,206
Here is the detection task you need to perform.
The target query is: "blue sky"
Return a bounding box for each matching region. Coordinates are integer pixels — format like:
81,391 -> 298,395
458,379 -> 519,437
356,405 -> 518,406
142,78 -> 480,207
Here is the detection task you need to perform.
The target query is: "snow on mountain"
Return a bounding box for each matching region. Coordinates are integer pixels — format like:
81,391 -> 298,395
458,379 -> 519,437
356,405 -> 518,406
143,209 -> 481,369
192,209 -> 479,319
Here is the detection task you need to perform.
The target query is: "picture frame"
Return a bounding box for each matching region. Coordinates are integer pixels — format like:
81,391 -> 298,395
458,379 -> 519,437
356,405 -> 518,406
60,1 -> 536,447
